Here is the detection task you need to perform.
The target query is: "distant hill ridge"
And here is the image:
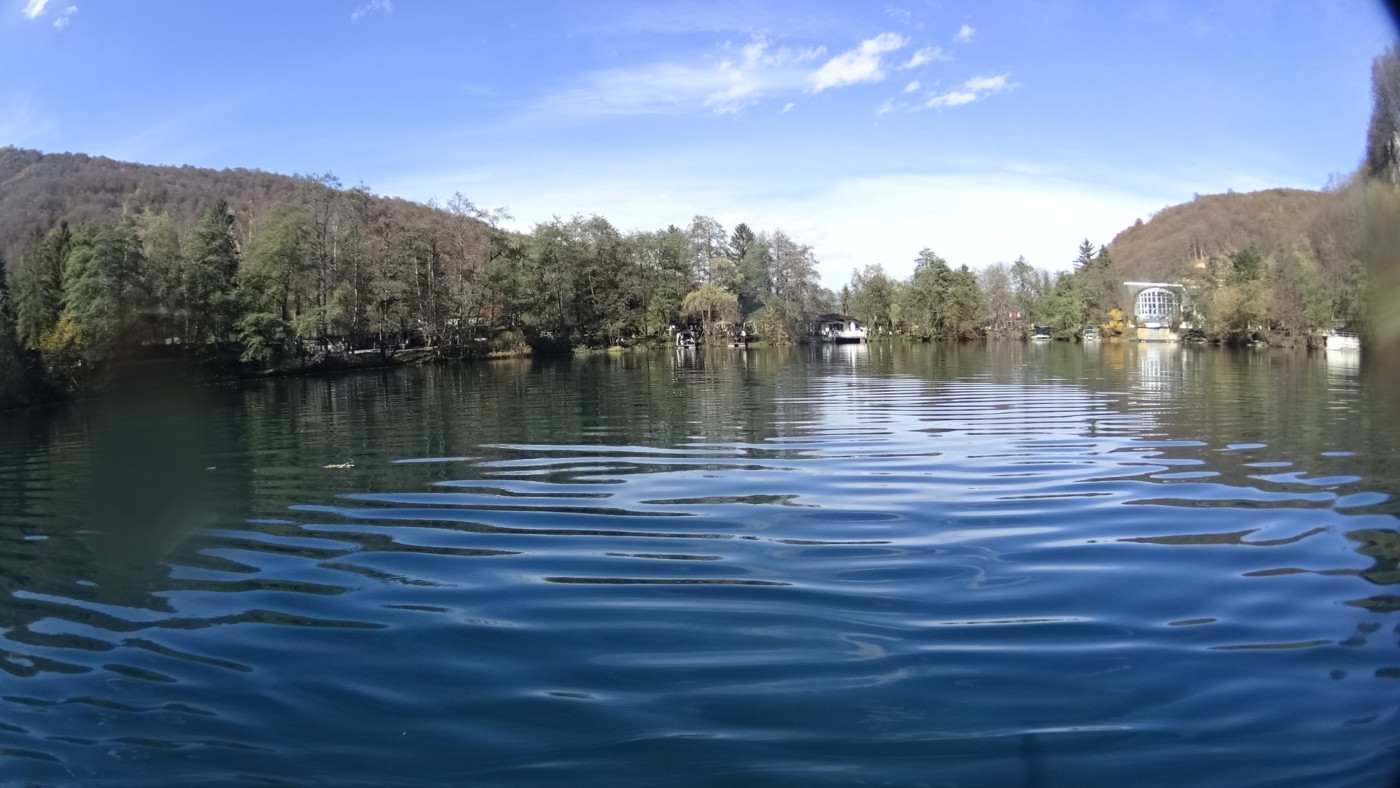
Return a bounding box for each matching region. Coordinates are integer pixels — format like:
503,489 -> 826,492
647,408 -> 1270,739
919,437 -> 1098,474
0,146 -> 442,264
1107,188 -> 1335,281
0,146 -> 1357,287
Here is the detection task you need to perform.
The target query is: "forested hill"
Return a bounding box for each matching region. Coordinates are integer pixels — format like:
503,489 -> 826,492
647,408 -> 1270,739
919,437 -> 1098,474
1106,188 -> 1337,281
0,146 -> 464,264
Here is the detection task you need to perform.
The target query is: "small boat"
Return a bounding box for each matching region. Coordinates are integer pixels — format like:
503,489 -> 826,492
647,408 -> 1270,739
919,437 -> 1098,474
675,330 -> 698,348
1325,330 -> 1360,351
1031,325 -> 1052,341
1081,326 -> 1099,342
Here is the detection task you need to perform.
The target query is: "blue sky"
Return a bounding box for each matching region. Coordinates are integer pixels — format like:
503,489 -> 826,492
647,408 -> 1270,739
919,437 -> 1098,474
1,1 -> 1395,286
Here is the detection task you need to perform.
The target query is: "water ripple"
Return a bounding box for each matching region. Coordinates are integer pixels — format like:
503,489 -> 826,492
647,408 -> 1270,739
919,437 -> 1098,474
2,349 -> 1398,785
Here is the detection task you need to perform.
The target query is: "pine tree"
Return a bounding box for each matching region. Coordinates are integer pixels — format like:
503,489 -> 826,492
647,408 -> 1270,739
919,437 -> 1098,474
61,219 -> 149,360
0,257 -> 32,406
11,223 -> 71,349
184,199 -> 241,343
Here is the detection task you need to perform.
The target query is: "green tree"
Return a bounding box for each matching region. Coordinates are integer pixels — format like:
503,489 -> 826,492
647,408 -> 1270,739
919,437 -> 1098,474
729,223 -> 757,264
1040,271 -> 1084,337
60,219 -> 150,361
1270,247 -> 1330,334
766,230 -> 819,322
748,303 -> 800,343
1073,239 -> 1096,272
1333,257 -> 1369,330
687,215 -> 729,284
900,250 -> 981,338
631,225 -> 693,334
0,258 -> 34,407
238,200 -> 308,362
1215,282 -> 1268,333
518,215 -> 644,344
11,223 -> 71,349
1228,246 -> 1264,284
846,264 -> 898,335
680,283 -> 739,339
735,239 -> 774,317
133,210 -> 185,343
1075,243 -> 1120,328
1009,255 -> 1044,325
946,264 -> 983,336
184,199 -> 241,343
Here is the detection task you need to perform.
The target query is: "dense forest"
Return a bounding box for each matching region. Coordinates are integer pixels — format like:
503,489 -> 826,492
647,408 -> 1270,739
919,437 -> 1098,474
0,149 -> 849,407
1,44 -> 1398,409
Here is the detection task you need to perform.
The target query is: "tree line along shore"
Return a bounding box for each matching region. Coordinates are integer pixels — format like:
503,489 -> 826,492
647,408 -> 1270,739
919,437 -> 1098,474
2,45 -> 1397,410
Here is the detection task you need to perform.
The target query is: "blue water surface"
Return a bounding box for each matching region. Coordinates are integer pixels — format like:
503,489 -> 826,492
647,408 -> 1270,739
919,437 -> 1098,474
0,341 -> 1397,786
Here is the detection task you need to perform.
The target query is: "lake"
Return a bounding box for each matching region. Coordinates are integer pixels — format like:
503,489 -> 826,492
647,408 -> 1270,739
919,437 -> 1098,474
1,341 -> 1398,786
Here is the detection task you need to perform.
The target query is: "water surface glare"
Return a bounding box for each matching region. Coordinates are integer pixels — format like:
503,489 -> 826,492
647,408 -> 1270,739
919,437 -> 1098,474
2,342 -> 1399,786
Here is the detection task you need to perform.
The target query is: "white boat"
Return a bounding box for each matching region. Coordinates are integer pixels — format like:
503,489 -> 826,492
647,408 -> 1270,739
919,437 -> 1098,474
1031,325 -> 1052,341
1325,330 -> 1360,351
1081,326 -> 1099,341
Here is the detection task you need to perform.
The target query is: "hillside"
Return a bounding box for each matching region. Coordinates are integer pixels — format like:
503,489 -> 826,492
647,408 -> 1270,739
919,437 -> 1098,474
1107,188 -> 1332,281
0,146 -> 458,265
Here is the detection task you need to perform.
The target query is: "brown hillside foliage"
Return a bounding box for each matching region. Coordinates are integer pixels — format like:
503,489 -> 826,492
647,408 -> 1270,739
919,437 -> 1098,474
0,146 -> 469,265
1107,189 -> 1328,282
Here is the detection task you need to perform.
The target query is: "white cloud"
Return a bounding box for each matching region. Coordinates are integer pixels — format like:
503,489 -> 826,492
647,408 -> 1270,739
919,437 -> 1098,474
923,72 -> 1014,109
21,0 -> 51,19
925,91 -> 978,108
954,25 -> 975,43
903,80 -> 920,93
900,47 -> 947,69
808,33 -> 907,92
351,0 -> 392,22
964,74 -> 1009,92
876,99 -> 898,116
52,5 -> 76,28
782,102 -> 796,113
534,36 -> 825,118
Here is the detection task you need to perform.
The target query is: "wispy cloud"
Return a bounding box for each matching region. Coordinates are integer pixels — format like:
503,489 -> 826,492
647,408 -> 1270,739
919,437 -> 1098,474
903,81 -> 920,93
21,0 -> 50,20
923,72 -> 1014,109
884,7 -> 913,25
534,36 -> 826,118
706,37 -> 824,113
900,46 -> 948,69
925,90 -> 978,108
52,5 -> 76,28
954,25 -> 975,43
533,30 -> 927,120
351,0 -> 392,22
963,74 -> 1009,93
808,33 -> 907,92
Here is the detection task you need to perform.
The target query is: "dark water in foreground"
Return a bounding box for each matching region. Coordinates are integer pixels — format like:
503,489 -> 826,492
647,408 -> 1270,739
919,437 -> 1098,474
1,341 -> 1399,786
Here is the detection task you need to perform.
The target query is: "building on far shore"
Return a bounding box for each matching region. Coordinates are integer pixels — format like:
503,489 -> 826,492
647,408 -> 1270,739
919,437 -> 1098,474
1123,282 -> 1188,342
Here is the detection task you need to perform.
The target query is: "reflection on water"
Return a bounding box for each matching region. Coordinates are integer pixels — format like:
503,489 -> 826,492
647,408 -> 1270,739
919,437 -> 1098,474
0,342 -> 1398,786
